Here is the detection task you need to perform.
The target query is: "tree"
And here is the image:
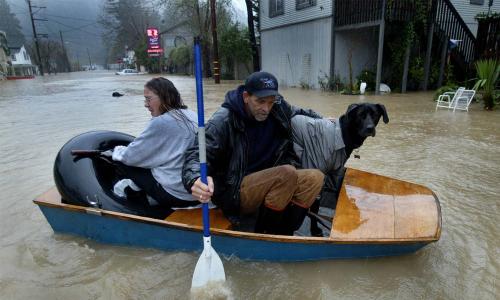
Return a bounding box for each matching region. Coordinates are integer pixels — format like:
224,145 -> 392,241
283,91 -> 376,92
26,40 -> 68,73
159,0 -> 233,77
0,0 -> 25,47
99,0 -> 161,66
168,45 -> 191,74
219,23 -> 251,78
244,0 -> 260,72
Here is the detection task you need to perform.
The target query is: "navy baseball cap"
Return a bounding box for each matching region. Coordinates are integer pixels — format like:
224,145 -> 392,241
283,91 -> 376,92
244,71 -> 279,98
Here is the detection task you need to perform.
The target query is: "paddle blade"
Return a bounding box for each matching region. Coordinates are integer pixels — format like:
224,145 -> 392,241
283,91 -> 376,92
191,236 -> 226,288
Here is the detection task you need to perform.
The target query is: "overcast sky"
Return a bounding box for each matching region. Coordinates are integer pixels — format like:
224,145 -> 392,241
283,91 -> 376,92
232,0 -> 246,11
232,0 -> 247,23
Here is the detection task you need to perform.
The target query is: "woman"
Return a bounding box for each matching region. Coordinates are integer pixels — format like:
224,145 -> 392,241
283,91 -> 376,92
109,77 -> 200,209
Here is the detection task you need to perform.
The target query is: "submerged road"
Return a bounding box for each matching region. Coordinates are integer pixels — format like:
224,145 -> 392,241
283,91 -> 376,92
0,71 -> 499,299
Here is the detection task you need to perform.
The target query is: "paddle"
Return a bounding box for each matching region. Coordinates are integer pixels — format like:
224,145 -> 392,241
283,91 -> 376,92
191,37 -> 226,289
71,150 -> 103,157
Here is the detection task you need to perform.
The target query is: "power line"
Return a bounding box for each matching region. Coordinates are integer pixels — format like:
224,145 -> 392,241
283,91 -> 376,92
47,19 -> 102,37
43,13 -> 96,22
27,0 -> 46,75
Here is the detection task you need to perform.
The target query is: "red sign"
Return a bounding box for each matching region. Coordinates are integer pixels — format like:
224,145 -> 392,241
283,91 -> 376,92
147,49 -> 164,53
147,27 -> 163,57
147,27 -> 160,49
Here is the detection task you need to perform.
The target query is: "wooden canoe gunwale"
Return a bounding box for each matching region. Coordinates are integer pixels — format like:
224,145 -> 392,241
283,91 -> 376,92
34,196 -> 438,245
34,171 -> 441,245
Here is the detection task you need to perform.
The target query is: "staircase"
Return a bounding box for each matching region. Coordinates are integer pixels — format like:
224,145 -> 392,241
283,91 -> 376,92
334,0 -> 477,77
431,0 -> 476,66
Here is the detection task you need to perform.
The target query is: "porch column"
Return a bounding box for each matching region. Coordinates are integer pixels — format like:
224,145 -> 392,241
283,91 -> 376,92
437,37 -> 448,88
401,43 -> 411,93
422,0 -> 437,90
375,0 -> 387,95
330,2 -> 336,79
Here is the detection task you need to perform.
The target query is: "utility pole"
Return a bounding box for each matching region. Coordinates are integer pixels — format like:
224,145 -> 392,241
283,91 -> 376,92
76,53 -> 80,71
86,48 -> 92,70
210,0 -> 220,84
59,31 -> 70,72
27,0 -> 45,76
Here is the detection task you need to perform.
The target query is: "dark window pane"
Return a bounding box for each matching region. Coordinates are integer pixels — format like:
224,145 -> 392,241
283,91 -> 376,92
470,0 -> 484,5
296,0 -> 316,10
269,0 -> 285,18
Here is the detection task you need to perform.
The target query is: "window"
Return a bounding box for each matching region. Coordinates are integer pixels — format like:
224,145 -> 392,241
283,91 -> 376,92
11,54 -> 16,61
470,0 -> 484,5
269,0 -> 284,18
296,0 -> 316,10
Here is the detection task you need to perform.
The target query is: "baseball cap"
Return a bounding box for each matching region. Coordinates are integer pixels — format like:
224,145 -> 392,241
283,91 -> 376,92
244,71 -> 279,98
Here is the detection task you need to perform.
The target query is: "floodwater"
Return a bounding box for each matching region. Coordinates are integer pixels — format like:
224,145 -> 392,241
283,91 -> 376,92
0,71 -> 498,299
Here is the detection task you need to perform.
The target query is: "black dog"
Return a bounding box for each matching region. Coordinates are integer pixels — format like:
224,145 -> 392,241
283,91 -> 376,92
291,103 -> 389,236
112,92 -> 124,97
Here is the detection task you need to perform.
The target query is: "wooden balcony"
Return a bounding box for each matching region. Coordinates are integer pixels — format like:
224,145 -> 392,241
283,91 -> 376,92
335,0 -> 430,28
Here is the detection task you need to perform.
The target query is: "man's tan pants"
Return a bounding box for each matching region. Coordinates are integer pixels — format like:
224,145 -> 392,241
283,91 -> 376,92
239,165 -> 324,214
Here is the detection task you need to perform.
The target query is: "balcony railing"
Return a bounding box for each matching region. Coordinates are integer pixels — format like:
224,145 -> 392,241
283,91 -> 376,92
335,0 -> 429,27
433,0 -> 476,64
334,0 -> 476,66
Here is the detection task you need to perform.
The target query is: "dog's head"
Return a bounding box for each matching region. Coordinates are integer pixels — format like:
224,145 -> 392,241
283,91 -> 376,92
344,103 -> 389,138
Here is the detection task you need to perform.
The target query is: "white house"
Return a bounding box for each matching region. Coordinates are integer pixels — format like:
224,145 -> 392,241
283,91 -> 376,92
260,0 -> 500,90
9,45 -> 37,76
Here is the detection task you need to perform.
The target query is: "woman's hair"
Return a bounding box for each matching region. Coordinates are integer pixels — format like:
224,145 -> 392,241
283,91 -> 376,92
144,77 -> 195,132
144,77 -> 187,114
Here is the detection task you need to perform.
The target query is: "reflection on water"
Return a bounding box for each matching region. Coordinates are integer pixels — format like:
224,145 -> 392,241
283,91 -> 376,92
1,71 -> 499,299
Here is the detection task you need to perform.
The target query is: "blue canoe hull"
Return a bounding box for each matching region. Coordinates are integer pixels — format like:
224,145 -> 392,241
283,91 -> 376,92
37,203 -> 430,262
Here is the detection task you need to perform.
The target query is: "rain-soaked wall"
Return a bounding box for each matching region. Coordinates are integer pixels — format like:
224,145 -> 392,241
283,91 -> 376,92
261,17 -> 332,88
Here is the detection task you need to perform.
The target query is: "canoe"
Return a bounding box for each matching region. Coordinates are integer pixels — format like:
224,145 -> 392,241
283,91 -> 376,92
34,168 -> 441,261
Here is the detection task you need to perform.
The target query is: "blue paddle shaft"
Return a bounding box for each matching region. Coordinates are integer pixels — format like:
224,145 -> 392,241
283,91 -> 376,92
194,39 -> 210,237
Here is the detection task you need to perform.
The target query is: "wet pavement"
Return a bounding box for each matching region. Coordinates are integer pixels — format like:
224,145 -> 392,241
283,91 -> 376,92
0,71 -> 499,299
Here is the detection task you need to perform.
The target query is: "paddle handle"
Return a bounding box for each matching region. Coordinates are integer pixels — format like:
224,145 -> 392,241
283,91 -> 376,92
194,37 -> 210,238
71,150 -> 102,156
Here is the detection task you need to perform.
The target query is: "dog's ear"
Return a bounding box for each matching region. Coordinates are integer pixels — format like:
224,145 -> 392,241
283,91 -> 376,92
376,104 -> 389,124
345,103 -> 360,119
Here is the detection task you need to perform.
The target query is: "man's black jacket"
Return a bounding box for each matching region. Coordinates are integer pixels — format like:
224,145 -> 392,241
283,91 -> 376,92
182,89 -> 321,220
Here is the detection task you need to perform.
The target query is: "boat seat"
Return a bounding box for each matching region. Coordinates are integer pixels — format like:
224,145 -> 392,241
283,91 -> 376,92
165,208 -> 232,230
330,168 -> 440,241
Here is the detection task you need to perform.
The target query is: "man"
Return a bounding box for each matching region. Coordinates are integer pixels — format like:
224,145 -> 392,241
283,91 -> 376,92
182,71 -> 324,235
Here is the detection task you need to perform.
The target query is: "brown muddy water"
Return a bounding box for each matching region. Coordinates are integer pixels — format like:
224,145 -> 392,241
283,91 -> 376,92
0,71 -> 498,299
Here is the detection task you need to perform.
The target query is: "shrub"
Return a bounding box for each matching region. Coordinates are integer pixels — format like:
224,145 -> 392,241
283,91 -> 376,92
356,69 -> 375,91
433,85 -> 458,101
318,72 -> 343,92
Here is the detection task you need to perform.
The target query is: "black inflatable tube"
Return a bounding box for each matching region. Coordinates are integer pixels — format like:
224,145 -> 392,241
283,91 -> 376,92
53,130 -> 167,218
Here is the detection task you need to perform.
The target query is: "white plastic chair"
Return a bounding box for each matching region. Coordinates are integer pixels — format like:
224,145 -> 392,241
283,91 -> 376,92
436,87 -> 465,110
453,89 -> 475,112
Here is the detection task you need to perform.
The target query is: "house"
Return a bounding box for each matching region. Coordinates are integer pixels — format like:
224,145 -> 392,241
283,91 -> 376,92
8,45 -> 37,77
260,0 -> 500,91
160,21 -> 194,74
451,0 -> 497,36
0,31 -> 9,79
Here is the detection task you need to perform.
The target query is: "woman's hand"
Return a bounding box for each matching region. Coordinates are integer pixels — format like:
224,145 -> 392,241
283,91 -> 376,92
191,176 -> 214,203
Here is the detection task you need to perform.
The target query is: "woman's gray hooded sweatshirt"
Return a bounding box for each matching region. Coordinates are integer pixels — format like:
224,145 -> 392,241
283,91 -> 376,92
112,109 -> 197,201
